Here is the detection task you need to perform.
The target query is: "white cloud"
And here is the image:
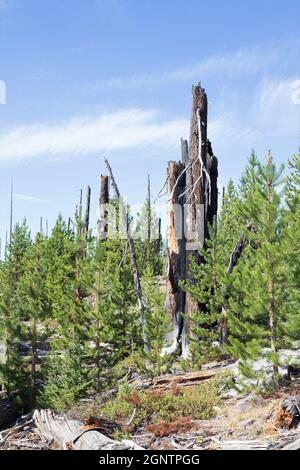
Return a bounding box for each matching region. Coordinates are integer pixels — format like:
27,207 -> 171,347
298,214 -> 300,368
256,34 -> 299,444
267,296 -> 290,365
204,77 -> 300,158
0,108 -> 188,163
90,41 -> 297,91
13,193 -> 53,205
0,79 -> 298,166
256,78 -> 300,135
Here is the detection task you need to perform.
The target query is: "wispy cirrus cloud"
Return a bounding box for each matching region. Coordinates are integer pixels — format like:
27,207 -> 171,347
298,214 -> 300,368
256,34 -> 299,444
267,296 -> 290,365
0,108 -> 188,163
13,193 -> 53,205
89,41 -> 299,92
0,77 -> 298,166
208,77 -> 300,154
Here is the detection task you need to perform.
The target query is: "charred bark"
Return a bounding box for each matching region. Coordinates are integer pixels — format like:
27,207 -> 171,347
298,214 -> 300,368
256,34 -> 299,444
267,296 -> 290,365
98,175 -> 109,241
84,185 -> 91,236
183,85 -> 218,357
164,160 -> 186,354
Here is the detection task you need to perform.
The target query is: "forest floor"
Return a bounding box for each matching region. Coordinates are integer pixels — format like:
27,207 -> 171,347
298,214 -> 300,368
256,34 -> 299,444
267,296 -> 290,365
1,359 -> 300,450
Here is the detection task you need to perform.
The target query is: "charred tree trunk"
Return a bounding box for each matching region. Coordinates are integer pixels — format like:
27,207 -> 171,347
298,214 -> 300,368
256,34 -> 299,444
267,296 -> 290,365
183,85 -> 217,358
181,138 -> 189,165
206,140 -> 219,226
98,175 -> 109,241
164,160 -> 186,354
164,86 -> 218,358
84,185 -> 91,236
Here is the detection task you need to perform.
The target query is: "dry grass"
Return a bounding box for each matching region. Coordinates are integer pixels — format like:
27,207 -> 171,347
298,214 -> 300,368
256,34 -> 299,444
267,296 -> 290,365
146,416 -> 194,437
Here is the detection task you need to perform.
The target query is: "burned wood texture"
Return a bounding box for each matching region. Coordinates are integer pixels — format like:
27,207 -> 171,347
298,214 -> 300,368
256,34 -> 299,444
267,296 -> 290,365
165,160 -> 186,353
164,86 -> 219,357
181,138 -> 189,165
98,175 -> 109,241
84,185 -> 91,235
184,87 -> 216,353
152,370 -> 217,389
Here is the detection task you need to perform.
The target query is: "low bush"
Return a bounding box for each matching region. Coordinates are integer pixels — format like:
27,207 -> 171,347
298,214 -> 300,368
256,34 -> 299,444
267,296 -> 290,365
97,373 -> 227,431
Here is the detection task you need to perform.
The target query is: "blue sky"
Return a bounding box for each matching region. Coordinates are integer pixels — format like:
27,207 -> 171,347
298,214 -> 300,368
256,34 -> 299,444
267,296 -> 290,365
0,0 -> 299,248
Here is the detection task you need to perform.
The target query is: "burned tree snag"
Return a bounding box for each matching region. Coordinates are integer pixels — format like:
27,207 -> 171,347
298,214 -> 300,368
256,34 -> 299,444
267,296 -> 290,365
164,160 -> 186,354
84,185 -> 91,236
183,86 -> 210,357
165,85 -> 218,358
98,175 -> 109,241
181,138 -> 189,165
104,158 -> 149,353
206,140 -> 218,226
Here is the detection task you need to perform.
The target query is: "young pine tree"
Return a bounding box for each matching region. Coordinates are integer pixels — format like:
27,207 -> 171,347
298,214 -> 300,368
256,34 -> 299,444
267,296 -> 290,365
283,152 -> 300,341
226,154 -> 289,389
86,238 -> 135,390
135,180 -> 163,276
139,267 -> 172,377
42,215 -> 91,409
181,221 -> 225,367
14,232 -> 52,407
0,221 -> 31,402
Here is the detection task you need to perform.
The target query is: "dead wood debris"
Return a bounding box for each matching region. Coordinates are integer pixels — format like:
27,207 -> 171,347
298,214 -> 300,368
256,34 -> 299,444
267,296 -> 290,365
131,369 -> 219,392
1,370 -> 300,451
0,413 -> 50,450
264,394 -> 300,432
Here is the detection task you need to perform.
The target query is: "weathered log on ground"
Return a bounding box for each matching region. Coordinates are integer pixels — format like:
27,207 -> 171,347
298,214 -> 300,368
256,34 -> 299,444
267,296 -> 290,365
0,396 -> 19,430
282,437 -> 300,450
214,439 -> 271,450
153,370 -> 217,388
33,409 -> 144,450
131,369 -> 219,391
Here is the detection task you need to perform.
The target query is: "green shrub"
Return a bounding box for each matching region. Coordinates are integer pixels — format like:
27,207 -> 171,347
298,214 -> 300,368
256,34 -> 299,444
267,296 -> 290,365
97,373 -> 227,429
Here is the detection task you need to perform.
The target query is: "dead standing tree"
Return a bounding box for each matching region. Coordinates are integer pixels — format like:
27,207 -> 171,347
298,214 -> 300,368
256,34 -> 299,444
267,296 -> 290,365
84,185 -> 91,236
164,159 -> 186,354
104,158 -> 149,353
165,85 -> 218,358
98,175 -> 109,241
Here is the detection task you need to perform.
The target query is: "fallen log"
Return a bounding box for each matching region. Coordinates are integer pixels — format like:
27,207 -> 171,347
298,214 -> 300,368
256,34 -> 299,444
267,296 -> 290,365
281,437 -> 300,450
33,409 -> 144,450
213,439 -> 271,450
153,370 -> 216,388
131,369 -> 219,391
